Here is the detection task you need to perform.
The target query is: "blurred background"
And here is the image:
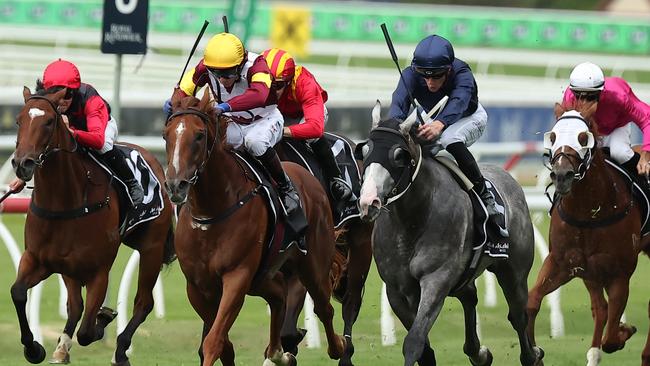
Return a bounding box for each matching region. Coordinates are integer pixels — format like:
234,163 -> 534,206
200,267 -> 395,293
1,2 -> 650,365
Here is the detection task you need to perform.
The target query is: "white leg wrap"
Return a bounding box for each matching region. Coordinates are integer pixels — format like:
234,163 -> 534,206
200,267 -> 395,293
586,347 -> 602,366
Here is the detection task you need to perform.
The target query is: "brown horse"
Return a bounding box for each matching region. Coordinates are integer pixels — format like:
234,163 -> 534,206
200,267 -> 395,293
11,87 -> 175,366
276,139 -> 373,366
527,102 -> 650,366
163,89 -> 345,366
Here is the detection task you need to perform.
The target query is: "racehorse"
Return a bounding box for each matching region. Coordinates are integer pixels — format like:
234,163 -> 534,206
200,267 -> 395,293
163,89 -> 345,366
11,87 -> 175,366
527,102 -> 650,366
357,102 -> 543,366
276,138 -> 373,366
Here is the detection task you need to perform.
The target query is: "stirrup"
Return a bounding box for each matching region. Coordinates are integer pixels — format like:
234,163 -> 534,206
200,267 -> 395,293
330,177 -> 353,201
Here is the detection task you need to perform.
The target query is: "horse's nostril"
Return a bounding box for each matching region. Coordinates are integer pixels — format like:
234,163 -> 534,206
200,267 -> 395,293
178,180 -> 190,192
550,171 -> 556,180
22,159 -> 35,170
11,158 -> 17,169
563,170 -> 575,181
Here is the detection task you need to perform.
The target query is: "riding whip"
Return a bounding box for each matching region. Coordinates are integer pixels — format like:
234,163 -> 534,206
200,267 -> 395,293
0,188 -> 17,205
177,20 -> 209,86
380,23 -> 424,124
222,15 -> 229,33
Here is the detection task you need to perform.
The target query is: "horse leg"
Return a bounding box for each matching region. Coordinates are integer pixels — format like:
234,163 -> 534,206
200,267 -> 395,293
402,273 -> 450,366
455,284 -> 492,366
602,277 -> 635,353
493,265 -> 543,366
10,252 -> 50,364
50,276 -> 83,364
642,300 -> 650,366
186,282 -> 222,365
253,273 -> 296,366
201,270 -> 252,366
298,259 -> 345,360
339,223 -> 373,366
76,269 -> 110,346
385,283 -> 436,366
583,280 -> 607,365
526,255 -> 571,347
113,248 -> 162,366
280,275 -> 307,356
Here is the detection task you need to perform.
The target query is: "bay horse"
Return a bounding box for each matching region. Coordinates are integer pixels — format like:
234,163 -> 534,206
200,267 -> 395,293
11,87 -> 175,366
276,138 -> 373,366
357,102 -> 543,366
527,102 -> 650,366
163,89 -> 345,366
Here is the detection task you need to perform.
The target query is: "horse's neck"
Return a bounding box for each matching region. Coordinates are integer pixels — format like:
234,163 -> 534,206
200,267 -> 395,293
188,148 -> 251,217
564,152 -> 622,211
33,134 -> 88,209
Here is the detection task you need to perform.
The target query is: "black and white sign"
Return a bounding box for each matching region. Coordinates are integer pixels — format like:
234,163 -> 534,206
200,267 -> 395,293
101,0 -> 148,54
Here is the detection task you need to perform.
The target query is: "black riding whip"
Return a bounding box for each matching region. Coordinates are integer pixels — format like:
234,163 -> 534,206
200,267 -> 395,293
177,20 -> 210,86
222,15 -> 229,33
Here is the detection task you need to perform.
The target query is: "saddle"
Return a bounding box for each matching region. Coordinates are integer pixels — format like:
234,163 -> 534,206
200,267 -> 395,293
602,159 -> 650,236
90,144 -> 165,236
435,156 -> 510,259
279,132 -> 362,228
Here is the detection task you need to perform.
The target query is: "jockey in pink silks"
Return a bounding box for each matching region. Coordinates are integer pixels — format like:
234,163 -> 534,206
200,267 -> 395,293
563,62 -> 650,180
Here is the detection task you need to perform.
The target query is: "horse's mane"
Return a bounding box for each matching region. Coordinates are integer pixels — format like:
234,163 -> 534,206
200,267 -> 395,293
34,79 -> 61,96
177,93 -> 229,145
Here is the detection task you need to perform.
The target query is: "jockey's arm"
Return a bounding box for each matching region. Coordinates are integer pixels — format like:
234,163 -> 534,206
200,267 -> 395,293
389,68 -> 416,120
287,78 -> 325,140
436,66 -> 475,127
226,57 -> 273,112
70,96 -> 109,150
178,59 -> 210,97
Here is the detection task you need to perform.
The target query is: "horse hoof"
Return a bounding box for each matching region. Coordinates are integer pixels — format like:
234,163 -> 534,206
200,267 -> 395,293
24,341 -> 46,364
533,346 -> 545,365
111,359 -> 131,366
48,354 -> 70,364
97,306 -> 118,328
285,352 -> 297,366
281,328 -> 307,356
470,346 -> 492,366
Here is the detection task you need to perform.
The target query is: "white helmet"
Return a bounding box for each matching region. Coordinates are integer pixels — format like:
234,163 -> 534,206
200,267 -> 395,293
569,62 -> 605,92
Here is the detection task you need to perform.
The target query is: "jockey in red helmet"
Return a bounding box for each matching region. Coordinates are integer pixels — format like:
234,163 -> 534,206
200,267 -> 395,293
10,59 -> 144,205
262,48 -> 352,203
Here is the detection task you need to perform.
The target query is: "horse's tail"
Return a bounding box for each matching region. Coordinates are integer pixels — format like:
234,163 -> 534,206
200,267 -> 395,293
162,225 -> 176,265
330,245 -> 348,303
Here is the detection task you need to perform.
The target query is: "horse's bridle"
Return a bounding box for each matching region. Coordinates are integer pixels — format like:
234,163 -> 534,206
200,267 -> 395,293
358,127 -> 423,205
166,108 -> 220,185
545,115 -> 595,182
24,95 -> 78,166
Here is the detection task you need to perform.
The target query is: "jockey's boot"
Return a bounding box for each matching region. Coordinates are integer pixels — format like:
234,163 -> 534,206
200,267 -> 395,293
621,153 -> 649,190
101,148 -> 144,205
259,148 -> 301,216
310,137 -> 353,202
447,142 -> 509,238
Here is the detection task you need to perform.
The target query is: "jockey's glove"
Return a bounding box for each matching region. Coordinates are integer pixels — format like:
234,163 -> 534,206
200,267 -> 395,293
214,102 -> 231,116
163,98 -> 172,115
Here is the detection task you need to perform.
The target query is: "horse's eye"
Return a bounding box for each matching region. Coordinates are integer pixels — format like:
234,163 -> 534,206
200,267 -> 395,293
393,147 -> 408,162
549,132 -> 556,144
195,132 -> 205,142
578,132 -> 589,147
45,118 -> 54,126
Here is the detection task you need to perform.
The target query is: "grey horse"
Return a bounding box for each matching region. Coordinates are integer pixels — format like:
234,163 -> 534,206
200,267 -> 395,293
356,102 -> 544,366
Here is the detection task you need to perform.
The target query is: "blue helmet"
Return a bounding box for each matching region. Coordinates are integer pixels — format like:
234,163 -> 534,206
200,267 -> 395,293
411,35 -> 455,72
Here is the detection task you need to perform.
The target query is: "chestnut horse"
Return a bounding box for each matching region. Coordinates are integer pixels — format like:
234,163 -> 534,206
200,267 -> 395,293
277,139 -> 373,366
527,102 -> 650,366
11,87 -> 175,366
163,90 -> 345,366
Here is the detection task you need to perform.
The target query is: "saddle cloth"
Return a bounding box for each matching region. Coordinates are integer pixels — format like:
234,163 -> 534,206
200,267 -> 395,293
279,132 -> 362,228
435,156 -> 509,259
90,144 -> 164,236
230,151 -> 303,281
605,158 -> 650,236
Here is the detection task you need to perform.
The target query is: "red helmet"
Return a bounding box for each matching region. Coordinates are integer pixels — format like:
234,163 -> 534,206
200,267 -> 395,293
262,48 -> 296,82
43,59 -> 81,89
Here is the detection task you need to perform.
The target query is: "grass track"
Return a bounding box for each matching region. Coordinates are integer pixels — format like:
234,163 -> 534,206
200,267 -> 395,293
0,213 -> 649,365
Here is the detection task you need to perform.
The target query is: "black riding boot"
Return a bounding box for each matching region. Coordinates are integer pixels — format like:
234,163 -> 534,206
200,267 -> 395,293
101,148 -> 144,205
258,148 -> 301,216
310,137 -> 353,202
621,152 -> 648,190
446,142 -> 509,238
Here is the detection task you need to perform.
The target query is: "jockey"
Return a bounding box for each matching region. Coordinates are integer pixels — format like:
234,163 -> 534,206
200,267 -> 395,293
563,62 -> 650,181
163,33 -> 301,215
261,48 -> 353,203
389,35 -> 507,237
9,59 -> 144,205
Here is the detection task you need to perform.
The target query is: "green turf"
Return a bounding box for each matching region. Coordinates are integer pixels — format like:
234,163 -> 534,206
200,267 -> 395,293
0,213 -> 648,365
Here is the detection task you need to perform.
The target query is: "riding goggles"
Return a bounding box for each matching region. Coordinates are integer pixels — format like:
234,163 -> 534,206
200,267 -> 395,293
208,66 -> 239,79
413,67 -> 448,79
50,86 -> 75,100
271,79 -> 290,90
572,90 -> 600,102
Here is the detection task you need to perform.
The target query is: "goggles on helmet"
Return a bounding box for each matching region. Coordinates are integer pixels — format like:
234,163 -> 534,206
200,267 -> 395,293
414,67 -> 448,80
208,66 -> 239,79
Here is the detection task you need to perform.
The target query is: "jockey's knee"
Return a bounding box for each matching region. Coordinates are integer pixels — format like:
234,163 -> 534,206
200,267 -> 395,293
245,139 -> 271,157
610,146 -> 634,164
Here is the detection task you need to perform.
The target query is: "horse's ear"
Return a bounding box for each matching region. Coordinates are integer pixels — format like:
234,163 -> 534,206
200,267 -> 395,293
50,88 -> 67,102
553,102 -> 565,119
23,86 -> 32,102
399,108 -> 418,136
198,88 -> 212,112
170,88 -> 184,111
371,100 -> 381,130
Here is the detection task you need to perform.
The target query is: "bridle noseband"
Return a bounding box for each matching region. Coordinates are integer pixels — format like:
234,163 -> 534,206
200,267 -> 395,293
24,95 -> 78,166
166,108 -> 220,185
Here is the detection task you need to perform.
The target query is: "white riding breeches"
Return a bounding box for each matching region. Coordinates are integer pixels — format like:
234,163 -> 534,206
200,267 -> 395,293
428,103 -> 487,156
284,106 -> 329,143
226,109 -> 284,157
98,116 -> 118,154
600,122 -> 634,164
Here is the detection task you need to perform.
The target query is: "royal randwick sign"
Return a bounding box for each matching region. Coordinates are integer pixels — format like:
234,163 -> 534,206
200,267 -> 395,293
101,0 -> 148,54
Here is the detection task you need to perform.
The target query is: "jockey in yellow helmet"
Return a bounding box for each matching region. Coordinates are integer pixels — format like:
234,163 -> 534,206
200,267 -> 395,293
262,48 -> 352,203
164,33 -> 301,217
